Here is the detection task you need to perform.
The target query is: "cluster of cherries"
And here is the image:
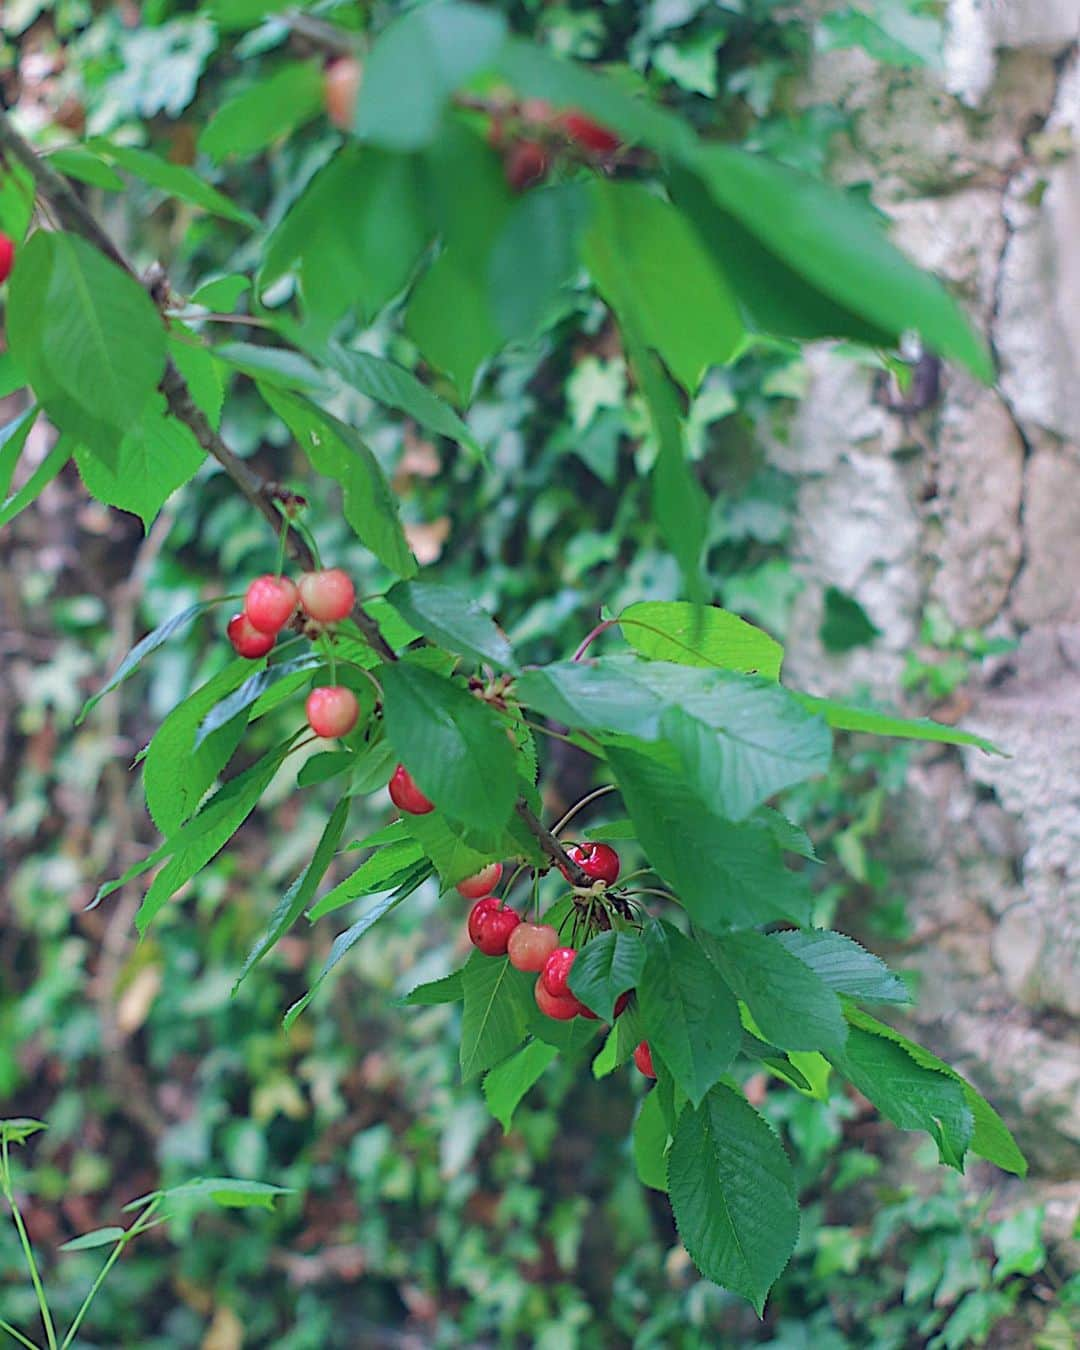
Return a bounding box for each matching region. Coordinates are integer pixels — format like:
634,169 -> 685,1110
227,568 -> 361,740
492,101 -> 622,193
0,232 -> 15,285
389,764 -> 655,1076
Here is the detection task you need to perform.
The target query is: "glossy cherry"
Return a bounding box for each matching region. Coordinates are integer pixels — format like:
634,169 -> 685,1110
562,842 -> 620,885
633,1041 -> 656,1078
561,111 -> 620,155
469,900 -> 520,956
324,56 -> 362,130
535,980 -> 584,1021
507,922 -> 560,973
467,896 -> 502,946
244,575 -> 298,634
0,234 -> 14,285
389,764 -> 434,815
306,686 -> 360,739
298,568 -> 355,624
540,946 -> 577,999
456,863 -> 503,900
504,140 -> 549,192
227,613 -> 275,659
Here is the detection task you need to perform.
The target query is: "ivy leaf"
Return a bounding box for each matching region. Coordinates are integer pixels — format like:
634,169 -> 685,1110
668,1084 -> 799,1313
638,920 -> 741,1106
381,663 -> 517,832
772,929 -> 911,1005
619,600 -> 784,680
386,580 -> 518,672
567,930 -> 644,1021
199,62 -> 324,163
459,952 -> 535,1081
483,1040 -> 558,1131
87,141 -> 259,228
633,1089 -> 671,1193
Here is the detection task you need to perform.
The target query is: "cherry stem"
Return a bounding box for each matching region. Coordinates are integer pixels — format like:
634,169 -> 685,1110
552,784 -> 617,837
518,717 -> 601,754
622,886 -> 677,904
572,618 -> 616,662
274,515 -> 289,577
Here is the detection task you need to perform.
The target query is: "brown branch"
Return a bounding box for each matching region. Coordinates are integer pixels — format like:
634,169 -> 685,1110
0,108 -> 397,664
515,798 -> 593,887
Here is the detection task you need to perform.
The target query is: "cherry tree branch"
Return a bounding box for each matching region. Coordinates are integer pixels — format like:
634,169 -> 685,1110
514,799 -> 593,887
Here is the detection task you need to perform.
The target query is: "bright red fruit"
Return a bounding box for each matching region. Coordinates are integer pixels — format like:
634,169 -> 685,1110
388,764 -> 434,815
0,234 -> 14,285
633,1041 -> 655,1078
562,842 -> 620,885
540,946 -> 577,999
504,139 -> 550,192
456,863 -> 503,899
298,568 -> 355,623
535,980 -> 584,1021
306,686 -> 360,739
469,899 -> 520,956
227,613 -> 275,659
324,56 -> 362,130
613,991 -> 630,1018
507,922 -> 560,973
561,111 -> 620,155
244,575 -> 298,634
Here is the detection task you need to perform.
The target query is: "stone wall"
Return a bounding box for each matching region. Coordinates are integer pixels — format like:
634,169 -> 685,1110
777,4 -> 1080,1221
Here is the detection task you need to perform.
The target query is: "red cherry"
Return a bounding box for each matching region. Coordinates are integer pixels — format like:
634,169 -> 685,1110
467,896 -> 502,945
633,1041 -> 655,1078
540,946 -> 577,999
561,111 -> 620,155
298,568 -> 355,624
535,979 -> 584,1021
613,991 -> 630,1018
227,613 -> 275,659
504,140 -> 549,193
244,575 -> 298,634
324,56 -> 362,130
306,686 -> 360,739
456,863 -> 503,900
469,900 -> 520,956
507,923 -> 560,973
0,234 -> 14,285
562,842 -> 620,885
388,764 -> 434,815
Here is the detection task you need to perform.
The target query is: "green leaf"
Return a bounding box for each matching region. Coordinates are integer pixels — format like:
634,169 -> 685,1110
59,1227 -> 127,1252
259,385 -> 416,577
619,600 -> 784,679
381,662 -> 517,831
772,929 -> 911,1005
678,145 -> 992,382
397,968 -> 465,1006
195,654 -> 321,746
489,182 -> 592,340
0,405 -> 40,501
75,395 -> 206,528
144,660 -> 254,836
210,0 -> 294,31
820,586 -> 881,653
707,930 -> 848,1055
459,951 -> 535,1081
792,692 -> 1003,755
260,147 -> 429,330
233,798 -> 350,991
45,147 -> 126,191
609,745 -> 813,932
306,838 -> 427,921
283,865 -> 431,1029
844,1008 -> 1026,1176
817,7 -> 942,69
638,920 -> 740,1106
483,1040 -> 558,1131
991,1206 -> 1045,1280
827,1023 -> 973,1169
582,818 -> 636,841
200,62 -> 324,163
633,1090 -> 670,1193
78,598 -> 226,724
169,336 -> 225,430
128,1178 -> 292,1212
7,233 -> 166,454
326,347 -> 481,460
528,1008 -> 601,1054
354,2 -> 508,150
0,157 -> 35,240
584,179 -> 743,390
215,343 -> 329,395
406,249 -> 501,404
592,1004 -> 644,1079
87,141 -> 259,228
567,930 -> 644,1021
402,808 -> 537,886
668,1084 -> 798,1313
190,275 -> 250,310
0,436 -> 72,528
0,1118 -> 47,1145
386,580 -> 518,672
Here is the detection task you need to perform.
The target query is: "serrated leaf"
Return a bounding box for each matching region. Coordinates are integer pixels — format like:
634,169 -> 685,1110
88,141 -> 259,228
638,920 -> 740,1106
215,343 -> 329,395
668,1084 -> 798,1313
633,1089 -> 670,1193
199,62 -> 324,163
567,930 -> 644,1021
195,654 -> 321,746
459,951 -> 535,1081
386,580 -> 518,672
381,662 -> 517,831
397,968 -> 465,1007
60,1227 -> 127,1252
792,692 -> 1002,755
306,837 -> 426,921
773,929 -> 911,1005
619,600 -> 783,679
483,1040 -> 558,1131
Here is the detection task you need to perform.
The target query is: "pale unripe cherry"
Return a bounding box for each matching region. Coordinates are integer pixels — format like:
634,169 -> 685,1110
457,863 -> 503,899
227,613 -> 275,659
507,923 -> 560,973
388,764 -> 434,815
244,575 -> 298,634
324,56 -> 362,130
298,568 -> 355,624
306,686 -> 360,739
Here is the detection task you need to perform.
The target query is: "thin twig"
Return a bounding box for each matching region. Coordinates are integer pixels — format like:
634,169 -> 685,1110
514,799 -> 593,887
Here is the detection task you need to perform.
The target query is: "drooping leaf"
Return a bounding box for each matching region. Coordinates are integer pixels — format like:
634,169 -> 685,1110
483,1040 -> 558,1131
381,662 -> 517,831
489,182 -> 593,341
0,437 -> 72,529
306,837 -> 427,921
88,141 -> 259,228
59,1227 -> 127,1252
259,385 -> 416,577
126,1178 -> 292,1212
633,1089 -> 671,1193
459,951 -> 535,1081
0,1118 -> 47,1145
0,405 -> 41,501
397,968 -> 465,1007
792,692 -> 1003,755
215,343 -> 329,395
45,147 -> 126,191
772,929 -> 911,1005
567,930 -> 644,1022
386,580 -> 518,672
199,62 -> 324,163
195,654 -> 322,746
619,600 -> 784,679
668,1084 -> 799,1314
